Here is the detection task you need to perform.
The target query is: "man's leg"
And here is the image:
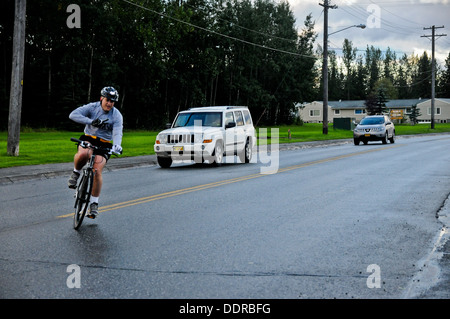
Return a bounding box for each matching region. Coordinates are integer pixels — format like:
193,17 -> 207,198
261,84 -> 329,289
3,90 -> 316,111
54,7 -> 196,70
68,146 -> 90,189
74,146 -> 90,170
87,155 -> 107,219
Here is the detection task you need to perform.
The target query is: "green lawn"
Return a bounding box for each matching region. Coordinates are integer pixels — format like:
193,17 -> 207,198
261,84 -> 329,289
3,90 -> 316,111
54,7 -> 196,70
0,130 -> 158,168
1,123 -> 449,169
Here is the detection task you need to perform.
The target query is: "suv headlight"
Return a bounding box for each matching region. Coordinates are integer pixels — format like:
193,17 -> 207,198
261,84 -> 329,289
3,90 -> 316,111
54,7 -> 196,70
193,133 -> 203,143
201,135 -> 213,143
156,133 -> 166,144
372,126 -> 385,132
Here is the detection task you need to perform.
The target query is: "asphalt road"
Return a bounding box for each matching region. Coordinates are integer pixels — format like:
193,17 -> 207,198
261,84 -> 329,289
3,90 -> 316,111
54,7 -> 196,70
1,134 -> 449,300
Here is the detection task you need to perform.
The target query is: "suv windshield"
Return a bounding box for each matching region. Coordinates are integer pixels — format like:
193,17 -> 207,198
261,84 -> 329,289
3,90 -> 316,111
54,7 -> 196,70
360,117 -> 385,125
173,112 -> 222,128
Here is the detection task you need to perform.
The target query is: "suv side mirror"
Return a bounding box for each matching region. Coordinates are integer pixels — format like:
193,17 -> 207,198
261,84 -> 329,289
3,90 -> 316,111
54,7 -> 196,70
225,122 -> 236,129
165,123 -> 172,129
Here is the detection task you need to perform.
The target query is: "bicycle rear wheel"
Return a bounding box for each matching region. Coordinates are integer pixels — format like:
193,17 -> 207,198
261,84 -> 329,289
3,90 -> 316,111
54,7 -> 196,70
73,170 -> 93,230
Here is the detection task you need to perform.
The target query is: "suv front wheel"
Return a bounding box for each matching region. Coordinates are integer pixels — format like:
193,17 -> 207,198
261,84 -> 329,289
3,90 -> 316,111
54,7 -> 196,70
157,156 -> 172,168
212,141 -> 224,166
389,131 -> 395,143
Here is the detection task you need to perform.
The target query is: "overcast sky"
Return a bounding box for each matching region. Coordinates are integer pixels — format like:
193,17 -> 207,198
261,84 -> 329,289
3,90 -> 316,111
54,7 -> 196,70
286,0 -> 450,66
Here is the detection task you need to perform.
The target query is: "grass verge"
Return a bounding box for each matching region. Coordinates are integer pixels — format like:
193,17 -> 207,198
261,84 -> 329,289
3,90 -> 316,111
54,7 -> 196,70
1,123 -> 449,169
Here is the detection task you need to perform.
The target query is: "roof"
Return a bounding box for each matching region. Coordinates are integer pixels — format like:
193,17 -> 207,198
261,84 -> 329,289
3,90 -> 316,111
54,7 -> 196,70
434,98 -> 450,104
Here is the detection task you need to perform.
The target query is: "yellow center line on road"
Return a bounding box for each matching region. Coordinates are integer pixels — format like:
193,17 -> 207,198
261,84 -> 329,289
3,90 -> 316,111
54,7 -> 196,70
57,144 -> 403,218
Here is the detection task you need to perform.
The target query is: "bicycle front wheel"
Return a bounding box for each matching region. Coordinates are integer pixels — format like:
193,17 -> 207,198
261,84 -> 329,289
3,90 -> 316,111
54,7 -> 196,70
73,170 -> 93,230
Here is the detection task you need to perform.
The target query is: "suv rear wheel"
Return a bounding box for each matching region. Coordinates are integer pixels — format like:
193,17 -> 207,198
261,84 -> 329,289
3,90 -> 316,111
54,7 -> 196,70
239,139 -> 252,163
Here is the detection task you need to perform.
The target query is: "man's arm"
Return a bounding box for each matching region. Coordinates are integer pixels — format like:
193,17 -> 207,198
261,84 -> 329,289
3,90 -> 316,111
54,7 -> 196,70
69,103 -> 95,125
112,110 -> 123,146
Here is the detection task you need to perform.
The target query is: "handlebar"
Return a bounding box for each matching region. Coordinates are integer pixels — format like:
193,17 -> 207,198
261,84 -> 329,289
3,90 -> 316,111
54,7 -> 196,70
71,137 -> 122,155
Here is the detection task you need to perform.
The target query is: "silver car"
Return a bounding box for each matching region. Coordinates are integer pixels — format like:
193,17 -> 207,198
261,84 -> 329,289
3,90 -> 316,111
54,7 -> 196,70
353,115 -> 395,145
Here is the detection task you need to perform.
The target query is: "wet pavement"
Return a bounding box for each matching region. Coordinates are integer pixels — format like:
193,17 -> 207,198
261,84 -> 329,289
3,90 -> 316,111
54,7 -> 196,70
1,136 -> 448,299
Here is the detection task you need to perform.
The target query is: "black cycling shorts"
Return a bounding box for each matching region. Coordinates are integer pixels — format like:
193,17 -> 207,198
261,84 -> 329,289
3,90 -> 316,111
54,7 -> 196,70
79,134 -> 113,161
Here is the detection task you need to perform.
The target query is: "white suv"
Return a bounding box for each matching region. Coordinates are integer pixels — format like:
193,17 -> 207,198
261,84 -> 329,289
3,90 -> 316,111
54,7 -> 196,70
154,106 -> 256,168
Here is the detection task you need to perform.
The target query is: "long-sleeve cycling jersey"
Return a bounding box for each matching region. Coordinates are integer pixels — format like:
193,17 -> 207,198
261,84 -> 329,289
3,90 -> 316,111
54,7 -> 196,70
69,101 -> 123,146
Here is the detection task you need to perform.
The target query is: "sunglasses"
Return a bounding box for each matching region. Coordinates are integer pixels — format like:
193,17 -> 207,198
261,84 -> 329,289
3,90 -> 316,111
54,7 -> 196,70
103,97 -> 116,103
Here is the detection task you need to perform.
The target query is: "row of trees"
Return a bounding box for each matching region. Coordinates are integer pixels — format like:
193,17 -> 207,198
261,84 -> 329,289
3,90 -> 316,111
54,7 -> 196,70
1,0 -> 450,130
325,42 -> 450,102
1,0 -> 317,130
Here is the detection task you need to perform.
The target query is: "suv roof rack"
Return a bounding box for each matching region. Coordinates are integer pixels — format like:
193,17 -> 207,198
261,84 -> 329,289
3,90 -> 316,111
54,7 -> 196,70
188,106 -> 248,110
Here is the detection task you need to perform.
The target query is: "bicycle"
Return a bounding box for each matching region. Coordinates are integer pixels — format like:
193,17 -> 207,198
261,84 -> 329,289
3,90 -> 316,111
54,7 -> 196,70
70,137 -> 121,230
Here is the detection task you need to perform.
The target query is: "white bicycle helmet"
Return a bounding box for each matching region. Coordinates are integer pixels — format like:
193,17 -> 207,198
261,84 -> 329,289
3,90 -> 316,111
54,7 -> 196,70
100,86 -> 119,102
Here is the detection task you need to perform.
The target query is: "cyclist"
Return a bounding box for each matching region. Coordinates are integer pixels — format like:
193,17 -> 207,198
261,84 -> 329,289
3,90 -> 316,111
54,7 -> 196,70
68,86 -> 123,219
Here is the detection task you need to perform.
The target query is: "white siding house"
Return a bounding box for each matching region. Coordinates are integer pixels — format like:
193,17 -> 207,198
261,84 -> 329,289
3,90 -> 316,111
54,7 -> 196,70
416,99 -> 450,123
298,98 -> 450,124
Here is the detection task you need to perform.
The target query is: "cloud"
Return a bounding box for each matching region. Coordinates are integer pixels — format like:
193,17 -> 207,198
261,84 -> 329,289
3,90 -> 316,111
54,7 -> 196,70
288,0 -> 450,64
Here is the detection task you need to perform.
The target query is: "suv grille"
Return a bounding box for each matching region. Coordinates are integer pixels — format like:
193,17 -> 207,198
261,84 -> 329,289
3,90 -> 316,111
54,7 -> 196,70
167,134 -> 194,144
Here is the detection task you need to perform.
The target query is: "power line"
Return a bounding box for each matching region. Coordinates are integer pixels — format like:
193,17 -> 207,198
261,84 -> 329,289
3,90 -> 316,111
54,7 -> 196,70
182,2 -> 298,44
367,0 -> 428,29
335,0 -> 429,38
120,0 -> 317,59
337,4 -> 417,36
394,73 -> 432,88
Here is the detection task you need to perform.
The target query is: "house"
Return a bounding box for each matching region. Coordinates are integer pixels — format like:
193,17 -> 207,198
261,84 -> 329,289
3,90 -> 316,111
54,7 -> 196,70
416,98 -> 450,123
297,98 -> 450,124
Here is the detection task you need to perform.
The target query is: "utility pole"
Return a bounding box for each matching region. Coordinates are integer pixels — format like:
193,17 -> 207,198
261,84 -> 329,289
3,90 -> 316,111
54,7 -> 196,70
319,0 -> 337,135
421,25 -> 446,129
7,0 -> 27,156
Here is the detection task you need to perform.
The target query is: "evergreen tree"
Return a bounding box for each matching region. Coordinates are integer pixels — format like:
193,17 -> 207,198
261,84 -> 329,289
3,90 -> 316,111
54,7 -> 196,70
383,47 -> 396,83
366,45 -> 382,93
408,104 -> 421,125
375,87 -> 389,114
439,52 -> 450,97
364,92 -> 378,115
414,51 -> 432,98
353,56 -> 367,100
342,39 -> 357,100
365,87 -> 388,115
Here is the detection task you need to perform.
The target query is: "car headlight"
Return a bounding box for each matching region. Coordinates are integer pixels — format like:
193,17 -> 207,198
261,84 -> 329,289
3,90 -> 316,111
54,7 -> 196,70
201,135 -> 213,143
194,133 -> 203,143
156,133 -> 166,144
372,126 -> 385,132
